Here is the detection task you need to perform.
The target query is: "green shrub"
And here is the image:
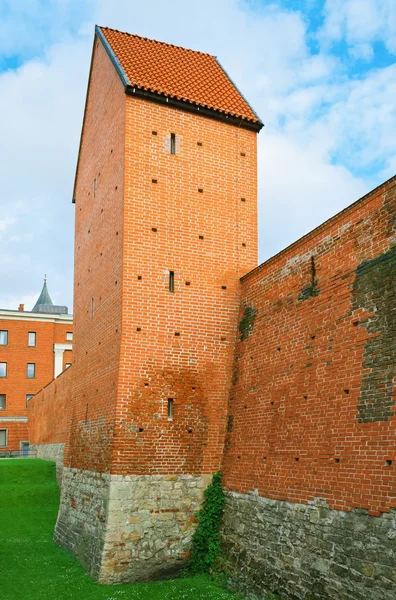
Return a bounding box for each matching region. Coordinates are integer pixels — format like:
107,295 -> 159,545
188,472 -> 225,574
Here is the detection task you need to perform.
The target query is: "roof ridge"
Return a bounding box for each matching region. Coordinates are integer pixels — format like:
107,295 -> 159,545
98,25 -> 214,58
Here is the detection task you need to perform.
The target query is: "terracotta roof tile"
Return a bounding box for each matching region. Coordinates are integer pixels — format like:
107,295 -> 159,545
99,26 -> 261,126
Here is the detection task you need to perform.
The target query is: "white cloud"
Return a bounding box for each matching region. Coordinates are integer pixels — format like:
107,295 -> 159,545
0,0 -> 395,310
319,0 -> 396,56
0,217 -> 16,235
0,34 -> 91,310
0,0 -> 93,58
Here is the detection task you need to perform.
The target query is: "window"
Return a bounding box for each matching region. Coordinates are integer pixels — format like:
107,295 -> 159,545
66,332 -> 73,341
167,398 -> 174,420
65,363 -> 72,369
0,429 -> 7,447
0,330 -> 8,345
27,363 -> 35,378
26,394 -> 34,409
0,363 -> 7,378
170,133 -> 176,155
169,271 -> 175,293
0,394 -> 6,410
28,332 -> 36,347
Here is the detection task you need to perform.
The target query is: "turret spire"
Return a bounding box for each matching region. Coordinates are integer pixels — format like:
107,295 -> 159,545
31,278 -> 68,314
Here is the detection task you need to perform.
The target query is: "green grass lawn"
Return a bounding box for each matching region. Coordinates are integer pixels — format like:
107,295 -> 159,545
0,459 -> 241,600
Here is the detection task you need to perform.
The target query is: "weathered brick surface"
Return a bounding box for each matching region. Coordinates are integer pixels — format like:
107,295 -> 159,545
50,29 -> 259,582
29,366 -> 71,445
68,32 -> 258,476
66,35 -> 125,473
222,178 -> 396,513
27,27 -> 396,597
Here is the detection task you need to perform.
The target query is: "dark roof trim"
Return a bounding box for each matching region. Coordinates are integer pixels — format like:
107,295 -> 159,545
72,26 -> 263,203
98,25 -> 263,132
95,25 -> 131,87
125,85 -> 263,132
214,56 -> 263,128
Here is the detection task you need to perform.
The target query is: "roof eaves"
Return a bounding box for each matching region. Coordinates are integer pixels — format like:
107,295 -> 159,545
124,85 -> 263,132
214,56 -> 264,130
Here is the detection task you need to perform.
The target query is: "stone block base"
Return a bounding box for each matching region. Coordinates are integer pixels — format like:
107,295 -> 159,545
31,443 -> 65,484
222,491 -> 396,600
54,467 -> 211,583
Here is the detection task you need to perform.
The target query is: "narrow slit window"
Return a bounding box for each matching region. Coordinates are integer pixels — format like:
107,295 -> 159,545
170,133 -> 176,154
167,398 -> 174,420
169,271 -> 175,292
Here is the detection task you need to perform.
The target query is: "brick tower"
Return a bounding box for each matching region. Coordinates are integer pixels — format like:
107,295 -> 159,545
54,25 -> 262,582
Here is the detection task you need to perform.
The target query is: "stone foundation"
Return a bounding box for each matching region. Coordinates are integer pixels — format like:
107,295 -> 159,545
31,443 -> 65,484
54,467 -> 211,583
222,491 -> 396,600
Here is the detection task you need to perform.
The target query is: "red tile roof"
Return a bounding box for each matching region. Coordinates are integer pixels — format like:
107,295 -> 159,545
98,26 -> 261,127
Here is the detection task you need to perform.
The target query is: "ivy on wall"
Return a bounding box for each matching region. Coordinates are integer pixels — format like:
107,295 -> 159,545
188,472 -> 225,574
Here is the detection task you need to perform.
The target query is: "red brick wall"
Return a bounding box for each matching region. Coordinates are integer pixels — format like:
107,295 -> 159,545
111,93 -> 257,475
0,317 -> 73,451
66,35 -> 125,472
68,32 -> 259,476
222,177 -> 396,514
28,366 -> 72,445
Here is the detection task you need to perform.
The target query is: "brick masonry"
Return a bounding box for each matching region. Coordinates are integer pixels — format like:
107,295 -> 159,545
49,30 -> 258,582
26,27 -> 396,599
221,178 -> 396,598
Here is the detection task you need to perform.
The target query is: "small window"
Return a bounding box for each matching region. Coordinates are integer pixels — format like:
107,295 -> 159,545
65,363 -> 72,369
66,332 -> 73,341
0,363 -> 7,378
0,394 -> 6,410
27,363 -> 35,378
0,429 -> 7,448
28,332 -> 36,347
26,394 -> 34,409
167,398 -> 174,420
170,133 -> 176,155
169,271 -> 175,293
0,330 -> 8,345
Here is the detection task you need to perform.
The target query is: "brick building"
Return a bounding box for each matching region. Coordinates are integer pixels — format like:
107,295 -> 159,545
28,26 -> 395,600
0,279 -> 73,453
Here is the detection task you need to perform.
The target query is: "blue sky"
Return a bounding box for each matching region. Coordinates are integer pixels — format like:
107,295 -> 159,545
0,0 -> 395,310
